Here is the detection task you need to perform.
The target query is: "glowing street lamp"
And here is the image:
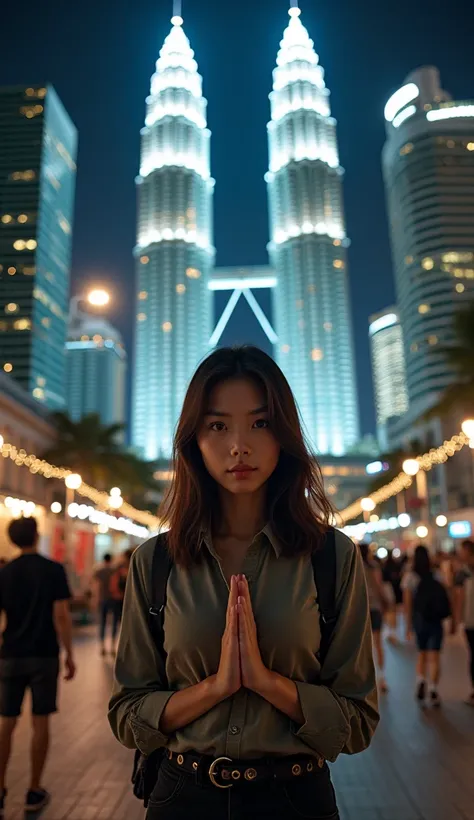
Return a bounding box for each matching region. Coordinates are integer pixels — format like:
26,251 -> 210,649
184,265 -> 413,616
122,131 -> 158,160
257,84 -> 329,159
361,497 -> 376,523
435,514 -> 448,527
416,525 -> 429,539
87,289 -> 110,308
462,419 -> 474,448
65,473 -> 82,490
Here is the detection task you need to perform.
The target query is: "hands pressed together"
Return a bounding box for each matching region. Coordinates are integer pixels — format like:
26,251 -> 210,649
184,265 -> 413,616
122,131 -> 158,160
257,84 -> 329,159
215,574 -> 271,699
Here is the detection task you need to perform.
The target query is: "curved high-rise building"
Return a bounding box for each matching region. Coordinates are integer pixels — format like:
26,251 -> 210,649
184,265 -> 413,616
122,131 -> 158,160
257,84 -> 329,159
132,12 -> 214,460
383,67 -> 474,418
266,5 -> 359,456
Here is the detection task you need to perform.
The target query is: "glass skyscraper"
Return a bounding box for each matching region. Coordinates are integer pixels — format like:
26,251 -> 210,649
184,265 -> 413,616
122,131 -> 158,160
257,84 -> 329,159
132,13 -> 214,460
383,67 -> 474,418
369,307 -> 408,450
0,84 -> 77,409
266,7 -> 359,455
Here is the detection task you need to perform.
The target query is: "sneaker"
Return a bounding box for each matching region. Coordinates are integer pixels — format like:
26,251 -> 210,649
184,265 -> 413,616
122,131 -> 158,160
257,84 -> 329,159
430,690 -> 441,708
416,679 -> 426,705
25,788 -> 50,812
0,788 -> 7,818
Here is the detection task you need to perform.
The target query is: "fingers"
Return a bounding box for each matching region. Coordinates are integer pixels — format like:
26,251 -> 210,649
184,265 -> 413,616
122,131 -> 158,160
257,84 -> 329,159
226,576 -> 237,627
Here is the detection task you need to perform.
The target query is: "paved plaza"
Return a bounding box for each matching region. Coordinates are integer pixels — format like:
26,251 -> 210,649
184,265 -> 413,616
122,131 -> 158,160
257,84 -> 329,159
3,628 -> 474,820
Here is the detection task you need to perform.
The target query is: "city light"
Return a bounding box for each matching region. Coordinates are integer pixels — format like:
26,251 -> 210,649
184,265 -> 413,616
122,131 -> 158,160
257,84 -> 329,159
402,459 -> 420,477
108,494 -> 124,510
361,497 -> 376,512
461,419 -> 474,447
110,487 -> 121,497
392,104 -> 417,128
384,83 -> 419,122
435,514 -> 448,527
64,473 -> 82,490
426,104 -> 474,121
67,503 -> 148,539
369,313 -> 397,336
398,513 -> 411,527
87,289 -> 110,308
366,461 -> 384,475
377,547 -> 388,560
51,502 -> 62,514
416,525 -> 429,539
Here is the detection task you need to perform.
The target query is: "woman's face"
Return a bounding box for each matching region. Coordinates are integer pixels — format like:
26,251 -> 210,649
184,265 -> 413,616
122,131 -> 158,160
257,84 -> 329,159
197,377 -> 280,496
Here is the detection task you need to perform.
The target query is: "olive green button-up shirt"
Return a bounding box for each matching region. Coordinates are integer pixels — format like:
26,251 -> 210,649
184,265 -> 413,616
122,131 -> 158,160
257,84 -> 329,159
108,528 -> 379,763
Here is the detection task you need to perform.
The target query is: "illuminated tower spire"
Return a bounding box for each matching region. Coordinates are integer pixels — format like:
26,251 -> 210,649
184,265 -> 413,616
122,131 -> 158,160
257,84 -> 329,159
132,9 -> 214,460
266,6 -> 359,455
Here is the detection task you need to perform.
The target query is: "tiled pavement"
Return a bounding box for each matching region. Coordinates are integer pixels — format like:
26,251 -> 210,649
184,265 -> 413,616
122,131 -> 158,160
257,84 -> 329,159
3,627 -> 474,820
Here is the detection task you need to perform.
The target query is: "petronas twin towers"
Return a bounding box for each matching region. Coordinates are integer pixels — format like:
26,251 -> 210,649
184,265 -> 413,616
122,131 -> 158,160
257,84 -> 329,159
132,5 -> 359,461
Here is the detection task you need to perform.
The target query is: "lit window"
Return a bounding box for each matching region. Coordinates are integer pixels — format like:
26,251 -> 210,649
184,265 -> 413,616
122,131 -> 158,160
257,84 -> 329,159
46,271 -> 54,282
32,388 -> 45,400
418,303 -> 431,314
25,88 -> 35,97
186,267 -> 201,279
58,216 -> 71,234
23,266 -> 36,275
333,260 -> 344,269
324,322 -> 333,331
162,322 -> 172,332
26,239 -> 37,250
80,335 -> 90,341
14,318 -> 31,331
467,270 -> 474,279
41,317 -> 51,328
17,214 -> 28,223
37,377 -> 46,386
7,267 -> 16,275
3,363 -> 13,373
428,335 -> 438,345
176,284 -> 186,294
140,256 -> 149,265
400,143 -> 414,156
456,283 -> 465,293
5,303 -> 19,314
421,257 -> 434,270
138,291 -> 148,300
137,313 -> 147,322
333,239 -> 341,247
281,344 -> 290,353
37,88 -> 47,98
92,334 -> 103,343
308,284 -> 316,293
295,299 -> 304,309
13,240 -> 25,250
467,142 -> 474,151
1,214 -> 13,224
446,139 -> 455,148
405,255 -> 414,265
311,348 -> 324,361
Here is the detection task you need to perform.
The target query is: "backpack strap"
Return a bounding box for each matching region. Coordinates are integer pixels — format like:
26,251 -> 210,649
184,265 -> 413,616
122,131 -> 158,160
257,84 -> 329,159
311,527 -> 338,664
148,532 -> 173,687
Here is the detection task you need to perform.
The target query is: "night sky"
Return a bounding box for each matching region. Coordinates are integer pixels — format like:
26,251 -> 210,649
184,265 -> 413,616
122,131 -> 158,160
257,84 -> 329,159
3,0 -> 474,435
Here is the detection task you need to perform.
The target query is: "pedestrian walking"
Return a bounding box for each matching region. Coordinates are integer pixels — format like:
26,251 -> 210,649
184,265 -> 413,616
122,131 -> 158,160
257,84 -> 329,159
93,553 -> 120,656
360,542 -> 389,692
109,346 -> 379,820
0,517 -> 76,816
402,544 -> 451,708
454,539 -> 474,705
382,549 -> 402,644
109,549 -> 134,619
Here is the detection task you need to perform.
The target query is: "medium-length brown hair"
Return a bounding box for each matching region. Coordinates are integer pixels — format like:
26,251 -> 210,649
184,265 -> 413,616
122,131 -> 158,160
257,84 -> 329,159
160,346 -> 334,566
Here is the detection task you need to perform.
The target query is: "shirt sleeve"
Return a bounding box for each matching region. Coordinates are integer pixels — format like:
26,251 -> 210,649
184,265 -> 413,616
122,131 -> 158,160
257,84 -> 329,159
292,535 -> 379,762
54,564 -> 72,601
108,542 -> 175,756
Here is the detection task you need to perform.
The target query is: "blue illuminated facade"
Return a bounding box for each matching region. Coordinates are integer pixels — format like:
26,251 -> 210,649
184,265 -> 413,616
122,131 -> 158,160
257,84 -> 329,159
266,8 -> 359,455
0,84 -> 77,409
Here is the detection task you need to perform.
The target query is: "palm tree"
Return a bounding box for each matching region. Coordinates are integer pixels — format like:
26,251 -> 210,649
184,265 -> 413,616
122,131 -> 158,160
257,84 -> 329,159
43,413 -> 157,503
426,301 -> 474,419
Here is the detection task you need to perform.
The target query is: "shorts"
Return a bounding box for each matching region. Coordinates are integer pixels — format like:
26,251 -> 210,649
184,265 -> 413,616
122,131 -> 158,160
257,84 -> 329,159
370,609 -> 383,632
0,657 -> 60,717
413,614 -> 443,652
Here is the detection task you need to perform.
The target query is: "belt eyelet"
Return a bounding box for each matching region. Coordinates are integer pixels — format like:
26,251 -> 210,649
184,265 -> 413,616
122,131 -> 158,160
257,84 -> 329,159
192,761 -> 198,771
292,764 -> 302,776
307,762 -> 314,772
177,754 -> 184,765
318,757 -> 325,769
244,768 -> 257,781
231,770 -> 241,780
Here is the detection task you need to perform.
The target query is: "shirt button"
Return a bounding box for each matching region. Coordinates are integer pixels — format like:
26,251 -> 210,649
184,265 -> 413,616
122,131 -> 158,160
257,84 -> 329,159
230,725 -> 241,736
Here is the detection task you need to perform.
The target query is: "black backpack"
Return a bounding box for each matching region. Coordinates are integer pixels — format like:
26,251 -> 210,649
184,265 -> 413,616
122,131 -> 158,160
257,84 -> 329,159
413,573 -> 451,623
132,527 -> 338,807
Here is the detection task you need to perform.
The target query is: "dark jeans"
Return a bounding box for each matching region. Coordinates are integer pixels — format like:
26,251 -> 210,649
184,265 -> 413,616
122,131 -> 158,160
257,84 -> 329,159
466,628 -> 474,687
146,756 -> 339,820
99,599 -> 121,643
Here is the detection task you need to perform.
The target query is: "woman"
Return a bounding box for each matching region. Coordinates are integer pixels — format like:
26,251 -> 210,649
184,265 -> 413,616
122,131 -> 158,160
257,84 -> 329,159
359,543 -> 388,693
382,550 -> 402,644
109,346 -> 379,820
402,545 -> 451,708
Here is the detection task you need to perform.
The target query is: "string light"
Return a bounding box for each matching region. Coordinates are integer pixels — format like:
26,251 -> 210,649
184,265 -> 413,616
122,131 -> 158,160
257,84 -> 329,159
339,430 -> 470,524
0,437 -> 160,530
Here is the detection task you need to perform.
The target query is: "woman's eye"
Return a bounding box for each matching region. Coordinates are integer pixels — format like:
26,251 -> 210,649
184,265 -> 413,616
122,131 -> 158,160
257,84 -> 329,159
209,421 -> 226,432
253,418 -> 269,429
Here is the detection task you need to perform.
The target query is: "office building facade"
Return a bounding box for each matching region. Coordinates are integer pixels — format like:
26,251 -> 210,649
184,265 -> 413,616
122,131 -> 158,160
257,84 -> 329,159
132,14 -> 214,460
66,314 -> 126,428
383,66 -> 474,418
0,84 -> 77,409
369,307 -> 409,449
266,7 -> 359,455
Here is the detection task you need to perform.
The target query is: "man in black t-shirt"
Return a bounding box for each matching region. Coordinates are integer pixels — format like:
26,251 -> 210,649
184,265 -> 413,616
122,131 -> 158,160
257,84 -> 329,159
0,517 -> 76,816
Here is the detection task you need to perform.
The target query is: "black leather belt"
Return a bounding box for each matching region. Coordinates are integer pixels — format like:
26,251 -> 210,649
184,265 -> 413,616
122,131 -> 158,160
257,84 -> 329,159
166,749 -> 326,789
